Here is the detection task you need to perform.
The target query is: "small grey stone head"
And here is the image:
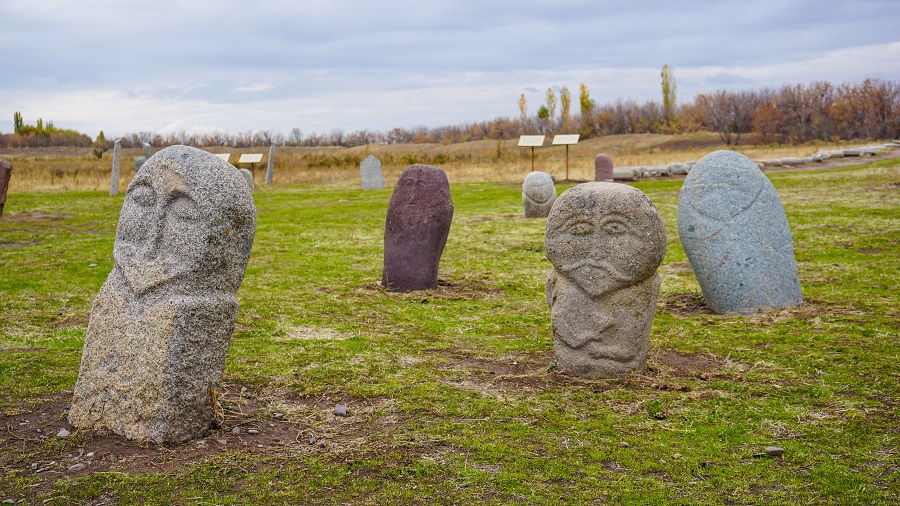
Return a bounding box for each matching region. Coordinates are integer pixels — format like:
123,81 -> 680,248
522,171 -> 556,218
545,182 -> 666,298
113,145 -> 256,296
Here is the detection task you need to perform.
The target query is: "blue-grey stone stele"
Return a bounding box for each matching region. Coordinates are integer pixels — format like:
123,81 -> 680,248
677,150 -> 802,314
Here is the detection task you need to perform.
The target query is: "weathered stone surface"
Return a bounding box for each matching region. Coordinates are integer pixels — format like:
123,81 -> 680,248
0,158 -> 11,216
110,139 -> 121,196
612,167 -> 640,181
360,155 -> 384,190
239,168 -> 255,190
677,150 -> 802,314
522,171 -> 556,218
594,153 -> 614,181
668,163 -> 689,175
265,145 -> 275,185
133,156 -> 147,172
143,142 -> 152,158
545,182 -> 666,379
382,164 -> 453,291
69,145 -> 257,443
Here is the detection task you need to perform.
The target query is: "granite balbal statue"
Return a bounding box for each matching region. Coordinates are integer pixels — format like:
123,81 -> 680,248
545,183 -> 666,378
69,145 -> 256,443
522,171 -> 557,218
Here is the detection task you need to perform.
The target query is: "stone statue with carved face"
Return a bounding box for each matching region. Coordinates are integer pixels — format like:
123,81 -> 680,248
545,182 -> 666,378
69,145 -> 256,443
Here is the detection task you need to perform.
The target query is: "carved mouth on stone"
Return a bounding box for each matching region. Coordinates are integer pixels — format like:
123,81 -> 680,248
115,246 -> 186,294
560,259 -> 635,297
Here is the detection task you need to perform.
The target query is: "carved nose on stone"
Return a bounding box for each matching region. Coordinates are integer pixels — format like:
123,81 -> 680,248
143,205 -> 166,260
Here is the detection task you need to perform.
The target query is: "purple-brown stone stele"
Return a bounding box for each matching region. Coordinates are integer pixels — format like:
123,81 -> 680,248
0,158 -> 11,216
594,153 -> 614,182
382,164 -> 454,292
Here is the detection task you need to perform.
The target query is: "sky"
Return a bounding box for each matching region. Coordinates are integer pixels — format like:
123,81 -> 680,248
1,0 -> 899,140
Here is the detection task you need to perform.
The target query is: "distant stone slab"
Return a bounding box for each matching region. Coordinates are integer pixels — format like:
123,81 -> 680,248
594,153 -> 614,181
612,167 -> 640,181
69,145 -> 257,443
110,139 -> 122,196
360,155 -> 384,190
382,164 -> 453,291
265,145 -> 276,185
239,168 -> 255,190
677,150 -> 802,314
133,156 -> 147,172
522,171 -> 556,218
0,158 -> 11,216
545,182 -> 666,379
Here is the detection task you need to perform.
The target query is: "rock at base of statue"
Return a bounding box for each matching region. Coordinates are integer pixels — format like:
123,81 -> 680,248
133,156 -> 147,172
382,164 -> 453,291
594,153 -> 614,181
239,168 -> 255,190
544,182 -> 667,379
677,150 -> 802,314
522,171 -> 556,218
360,155 -> 384,190
68,145 -> 257,443
0,158 -> 11,216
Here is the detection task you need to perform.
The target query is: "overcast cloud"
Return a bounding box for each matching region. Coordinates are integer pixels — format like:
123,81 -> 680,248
1,0 -> 898,138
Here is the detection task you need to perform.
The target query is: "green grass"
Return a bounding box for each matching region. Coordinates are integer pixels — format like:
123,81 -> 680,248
1,161 -> 898,504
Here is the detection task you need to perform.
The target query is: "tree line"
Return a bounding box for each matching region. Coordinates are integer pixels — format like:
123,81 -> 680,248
3,75 -> 898,150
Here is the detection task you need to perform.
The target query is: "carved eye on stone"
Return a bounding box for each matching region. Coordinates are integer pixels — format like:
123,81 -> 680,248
130,184 -> 155,207
603,220 -> 629,235
171,195 -> 198,220
564,220 -> 594,235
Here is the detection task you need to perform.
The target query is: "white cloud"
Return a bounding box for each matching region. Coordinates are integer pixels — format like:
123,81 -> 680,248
1,1 -> 898,137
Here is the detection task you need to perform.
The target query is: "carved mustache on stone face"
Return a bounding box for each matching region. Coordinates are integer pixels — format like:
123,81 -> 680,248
548,213 -> 648,297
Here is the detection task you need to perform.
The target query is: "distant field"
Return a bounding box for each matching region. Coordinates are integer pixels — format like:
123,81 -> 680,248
0,132 -> 883,192
0,157 -> 898,504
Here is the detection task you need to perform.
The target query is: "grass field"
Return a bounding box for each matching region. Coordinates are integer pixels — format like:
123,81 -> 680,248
0,151 -> 898,504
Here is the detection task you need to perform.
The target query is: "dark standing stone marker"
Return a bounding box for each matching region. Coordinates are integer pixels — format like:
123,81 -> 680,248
0,158 -> 11,216
677,150 -> 802,314
382,164 -> 453,291
594,153 -> 614,182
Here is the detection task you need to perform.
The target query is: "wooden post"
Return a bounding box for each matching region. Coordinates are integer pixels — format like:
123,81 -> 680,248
531,146 -> 535,171
565,145 -> 570,180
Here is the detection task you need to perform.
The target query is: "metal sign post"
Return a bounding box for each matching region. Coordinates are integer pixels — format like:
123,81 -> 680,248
552,134 -> 580,180
517,135 -> 546,172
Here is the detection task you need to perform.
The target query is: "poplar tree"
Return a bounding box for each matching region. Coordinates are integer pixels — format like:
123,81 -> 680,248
517,93 -> 528,126
560,87 -> 572,129
661,64 -> 678,130
546,88 -> 557,121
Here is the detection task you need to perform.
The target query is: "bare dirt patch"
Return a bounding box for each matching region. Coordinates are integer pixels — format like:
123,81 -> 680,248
359,277 -> 505,302
0,384 -> 406,498
660,292 -> 712,316
0,212 -> 74,223
649,349 -> 723,377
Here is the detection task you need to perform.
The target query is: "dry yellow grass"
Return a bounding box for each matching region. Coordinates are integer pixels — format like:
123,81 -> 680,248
0,133 -> 879,192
